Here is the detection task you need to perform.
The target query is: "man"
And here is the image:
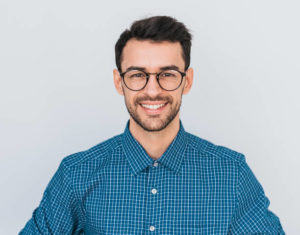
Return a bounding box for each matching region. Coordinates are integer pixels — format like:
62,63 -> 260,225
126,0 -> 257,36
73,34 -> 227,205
20,16 -> 284,234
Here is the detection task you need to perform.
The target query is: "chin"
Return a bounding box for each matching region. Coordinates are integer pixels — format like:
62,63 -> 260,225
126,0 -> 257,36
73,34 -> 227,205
136,117 -> 174,132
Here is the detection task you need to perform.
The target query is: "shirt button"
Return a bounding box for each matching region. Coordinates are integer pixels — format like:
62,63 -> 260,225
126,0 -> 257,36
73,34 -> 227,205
149,225 -> 155,231
153,162 -> 159,167
151,188 -> 157,194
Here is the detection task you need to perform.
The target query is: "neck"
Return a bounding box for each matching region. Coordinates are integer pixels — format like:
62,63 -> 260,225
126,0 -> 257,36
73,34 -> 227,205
129,116 -> 180,160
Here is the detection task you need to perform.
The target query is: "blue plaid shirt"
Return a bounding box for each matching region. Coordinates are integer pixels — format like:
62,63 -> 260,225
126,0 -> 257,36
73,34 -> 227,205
20,121 -> 284,234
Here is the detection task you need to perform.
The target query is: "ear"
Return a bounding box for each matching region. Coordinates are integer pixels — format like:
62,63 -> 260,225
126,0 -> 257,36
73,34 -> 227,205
183,67 -> 194,95
113,69 -> 124,96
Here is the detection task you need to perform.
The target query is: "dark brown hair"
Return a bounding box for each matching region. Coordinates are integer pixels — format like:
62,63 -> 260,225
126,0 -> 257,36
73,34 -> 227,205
115,16 -> 192,72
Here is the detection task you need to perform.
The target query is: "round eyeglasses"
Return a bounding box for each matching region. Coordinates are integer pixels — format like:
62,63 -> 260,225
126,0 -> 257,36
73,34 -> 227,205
120,69 -> 186,91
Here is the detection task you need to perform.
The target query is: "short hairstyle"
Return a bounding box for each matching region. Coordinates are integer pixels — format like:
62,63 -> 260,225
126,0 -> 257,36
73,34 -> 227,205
115,16 -> 192,72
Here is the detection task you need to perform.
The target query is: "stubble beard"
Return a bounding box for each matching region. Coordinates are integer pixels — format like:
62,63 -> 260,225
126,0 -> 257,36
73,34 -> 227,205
124,94 -> 182,132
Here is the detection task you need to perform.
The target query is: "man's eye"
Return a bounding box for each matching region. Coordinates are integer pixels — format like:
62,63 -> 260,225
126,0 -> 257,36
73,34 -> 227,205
161,72 -> 175,77
130,73 -> 145,78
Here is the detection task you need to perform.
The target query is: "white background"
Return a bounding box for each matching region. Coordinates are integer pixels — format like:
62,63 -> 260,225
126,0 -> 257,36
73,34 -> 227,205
1,0 -> 299,234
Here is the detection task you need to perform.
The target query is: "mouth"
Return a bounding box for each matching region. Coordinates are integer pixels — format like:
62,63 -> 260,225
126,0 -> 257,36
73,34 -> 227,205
139,102 -> 168,114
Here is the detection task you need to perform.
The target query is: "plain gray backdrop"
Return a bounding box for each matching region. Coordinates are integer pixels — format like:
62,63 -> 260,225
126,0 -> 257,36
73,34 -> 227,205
1,0 -> 299,234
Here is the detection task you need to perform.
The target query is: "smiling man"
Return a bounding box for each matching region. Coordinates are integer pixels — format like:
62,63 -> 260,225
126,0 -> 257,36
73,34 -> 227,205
20,16 -> 284,234
113,38 -> 193,160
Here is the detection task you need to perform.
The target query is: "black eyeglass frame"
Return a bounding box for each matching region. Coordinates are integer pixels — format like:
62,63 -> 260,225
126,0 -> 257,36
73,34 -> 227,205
119,69 -> 186,91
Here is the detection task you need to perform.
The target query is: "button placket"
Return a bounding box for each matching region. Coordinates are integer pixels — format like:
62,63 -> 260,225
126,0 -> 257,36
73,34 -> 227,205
145,161 -> 161,233
151,162 -> 158,196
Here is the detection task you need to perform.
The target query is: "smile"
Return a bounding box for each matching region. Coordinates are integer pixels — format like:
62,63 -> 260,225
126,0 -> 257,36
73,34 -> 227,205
140,103 -> 167,110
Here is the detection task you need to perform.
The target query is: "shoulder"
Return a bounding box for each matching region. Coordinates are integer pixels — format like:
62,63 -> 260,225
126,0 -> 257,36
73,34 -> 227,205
60,133 -> 123,174
185,131 -> 246,164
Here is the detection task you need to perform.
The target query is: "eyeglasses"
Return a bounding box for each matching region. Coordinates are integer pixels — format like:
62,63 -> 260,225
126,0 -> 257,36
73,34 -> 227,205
120,69 -> 186,91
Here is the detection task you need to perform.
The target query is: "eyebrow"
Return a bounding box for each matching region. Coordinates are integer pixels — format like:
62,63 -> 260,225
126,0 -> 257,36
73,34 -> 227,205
124,65 -> 180,73
159,65 -> 180,71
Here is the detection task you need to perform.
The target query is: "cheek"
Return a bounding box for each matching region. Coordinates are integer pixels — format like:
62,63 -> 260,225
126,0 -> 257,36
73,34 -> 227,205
123,91 -> 137,106
172,90 -> 183,102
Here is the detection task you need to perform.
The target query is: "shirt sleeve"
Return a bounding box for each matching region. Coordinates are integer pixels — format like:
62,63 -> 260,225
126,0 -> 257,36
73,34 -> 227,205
19,160 -> 84,235
229,158 -> 285,234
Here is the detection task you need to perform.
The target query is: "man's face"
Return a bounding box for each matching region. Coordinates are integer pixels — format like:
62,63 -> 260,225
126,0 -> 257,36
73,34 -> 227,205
113,39 -> 193,132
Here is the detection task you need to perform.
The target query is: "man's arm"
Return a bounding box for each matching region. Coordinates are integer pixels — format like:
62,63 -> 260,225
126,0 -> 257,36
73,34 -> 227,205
229,158 -> 285,234
20,160 -> 84,234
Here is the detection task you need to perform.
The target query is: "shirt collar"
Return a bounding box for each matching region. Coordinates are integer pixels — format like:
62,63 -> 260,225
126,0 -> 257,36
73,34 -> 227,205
122,120 -> 188,176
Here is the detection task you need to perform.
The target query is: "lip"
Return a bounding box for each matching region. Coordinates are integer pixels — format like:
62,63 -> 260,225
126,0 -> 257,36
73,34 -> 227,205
139,101 -> 167,105
139,102 -> 168,115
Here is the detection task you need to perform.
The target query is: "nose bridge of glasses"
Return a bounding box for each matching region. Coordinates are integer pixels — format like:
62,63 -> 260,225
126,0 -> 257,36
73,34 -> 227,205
144,72 -> 162,90
147,72 -> 160,80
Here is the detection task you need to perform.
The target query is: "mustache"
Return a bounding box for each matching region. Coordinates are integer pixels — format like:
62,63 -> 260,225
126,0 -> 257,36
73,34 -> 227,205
135,95 -> 172,104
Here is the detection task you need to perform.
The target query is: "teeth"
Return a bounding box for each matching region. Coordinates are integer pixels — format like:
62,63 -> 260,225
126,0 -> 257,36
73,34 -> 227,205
141,103 -> 166,110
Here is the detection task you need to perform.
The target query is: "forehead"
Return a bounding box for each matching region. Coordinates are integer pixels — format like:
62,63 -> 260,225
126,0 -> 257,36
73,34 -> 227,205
121,39 -> 185,71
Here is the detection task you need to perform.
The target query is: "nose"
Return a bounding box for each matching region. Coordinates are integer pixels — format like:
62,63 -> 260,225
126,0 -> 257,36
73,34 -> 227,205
143,74 -> 162,96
